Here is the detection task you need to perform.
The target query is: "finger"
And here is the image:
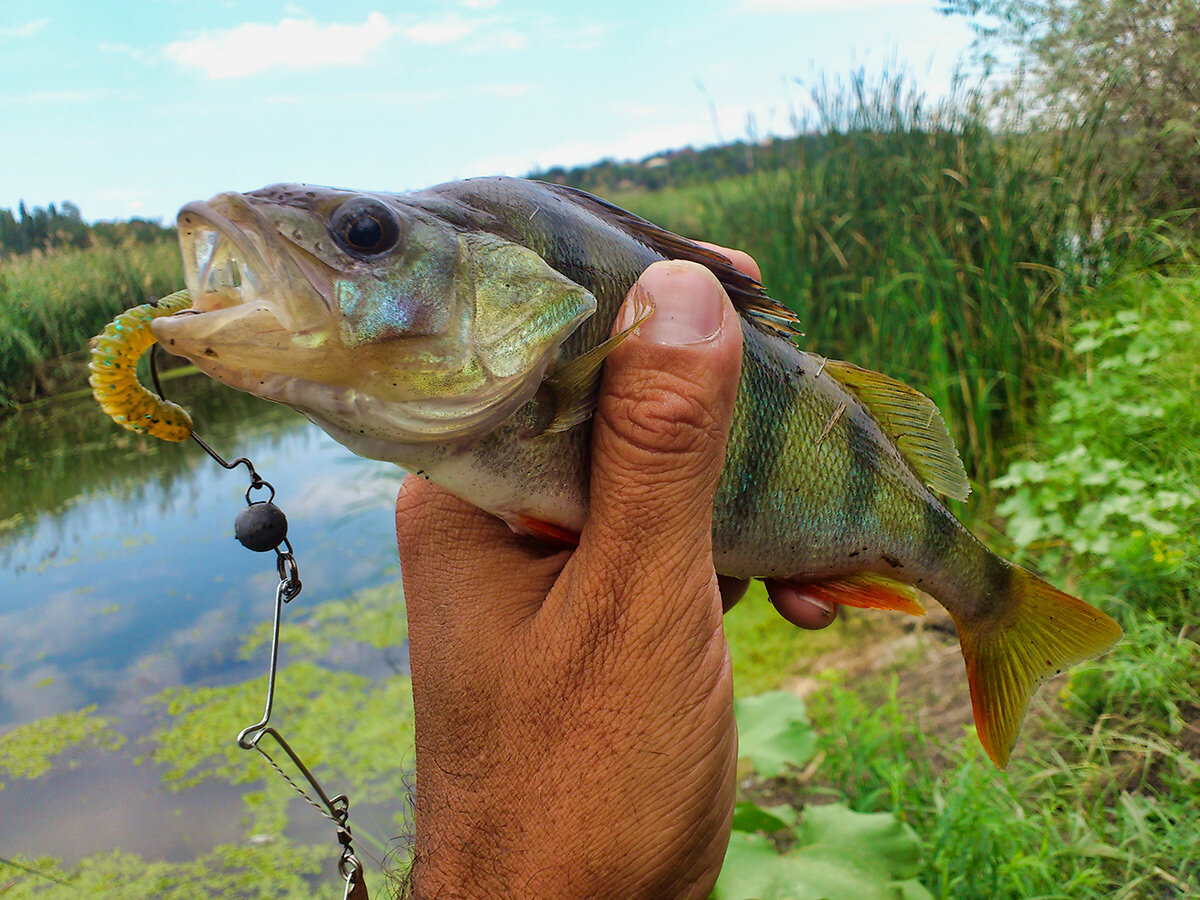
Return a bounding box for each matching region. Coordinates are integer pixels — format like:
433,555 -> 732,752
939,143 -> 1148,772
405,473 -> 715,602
718,575 -> 750,613
765,579 -> 840,630
396,476 -> 567,632
695,241 -> 762,282
580,260 -> 742,606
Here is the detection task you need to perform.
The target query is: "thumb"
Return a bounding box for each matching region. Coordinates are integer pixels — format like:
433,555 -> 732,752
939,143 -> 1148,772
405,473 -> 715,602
583,260 -> 743,582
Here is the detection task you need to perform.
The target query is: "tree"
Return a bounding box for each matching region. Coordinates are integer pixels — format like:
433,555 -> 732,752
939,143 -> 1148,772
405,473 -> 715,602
943,0 -> 1200,221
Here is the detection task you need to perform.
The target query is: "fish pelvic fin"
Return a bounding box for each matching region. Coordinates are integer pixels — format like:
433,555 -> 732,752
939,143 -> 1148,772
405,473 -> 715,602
794,572 -> 927,617
510,514 -> 580,548
952,566 -> 1122,769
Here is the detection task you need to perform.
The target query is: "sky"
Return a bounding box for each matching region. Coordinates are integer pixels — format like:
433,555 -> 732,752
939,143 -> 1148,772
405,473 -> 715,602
0,0 -> 976,224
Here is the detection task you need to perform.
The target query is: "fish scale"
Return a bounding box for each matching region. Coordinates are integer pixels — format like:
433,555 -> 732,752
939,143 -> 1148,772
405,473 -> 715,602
134,175 -> 1121,767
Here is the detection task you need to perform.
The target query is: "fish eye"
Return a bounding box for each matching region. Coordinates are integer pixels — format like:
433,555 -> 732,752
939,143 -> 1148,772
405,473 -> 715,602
331,198 -> 401,257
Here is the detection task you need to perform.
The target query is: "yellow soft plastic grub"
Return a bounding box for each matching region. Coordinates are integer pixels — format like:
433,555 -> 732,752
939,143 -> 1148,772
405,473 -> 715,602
89,289 -> 194,441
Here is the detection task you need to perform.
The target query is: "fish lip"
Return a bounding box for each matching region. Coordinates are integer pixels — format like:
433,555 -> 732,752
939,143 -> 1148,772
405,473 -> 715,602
175,194 -> 329,331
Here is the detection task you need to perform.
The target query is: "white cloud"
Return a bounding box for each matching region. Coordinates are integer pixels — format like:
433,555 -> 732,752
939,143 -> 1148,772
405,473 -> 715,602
741,0 -> 924,9
164,12 -> 398,79
0,18 -> 49,40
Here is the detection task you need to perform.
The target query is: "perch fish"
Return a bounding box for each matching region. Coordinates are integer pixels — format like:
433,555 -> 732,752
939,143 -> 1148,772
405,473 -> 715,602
118,177 -> 1118,767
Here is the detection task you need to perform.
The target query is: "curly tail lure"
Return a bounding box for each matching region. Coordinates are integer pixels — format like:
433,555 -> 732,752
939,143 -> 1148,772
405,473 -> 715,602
88,289 -> 194,441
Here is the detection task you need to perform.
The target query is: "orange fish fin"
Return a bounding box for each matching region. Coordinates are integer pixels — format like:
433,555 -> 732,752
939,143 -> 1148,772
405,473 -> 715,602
797,572 -> 927,617
952,566 -> 1122,769
511,515 -> 580,548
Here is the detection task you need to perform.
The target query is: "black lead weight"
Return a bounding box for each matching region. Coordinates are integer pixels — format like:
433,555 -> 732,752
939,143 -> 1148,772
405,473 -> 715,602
235,502 -> 289,552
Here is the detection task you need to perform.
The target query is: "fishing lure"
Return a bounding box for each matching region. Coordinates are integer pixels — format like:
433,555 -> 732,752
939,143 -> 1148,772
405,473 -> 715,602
89,289 -> 194,441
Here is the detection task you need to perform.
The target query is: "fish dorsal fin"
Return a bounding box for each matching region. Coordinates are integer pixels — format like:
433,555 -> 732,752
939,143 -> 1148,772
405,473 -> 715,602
542,182 -> 804,340
823,359 -> 971,501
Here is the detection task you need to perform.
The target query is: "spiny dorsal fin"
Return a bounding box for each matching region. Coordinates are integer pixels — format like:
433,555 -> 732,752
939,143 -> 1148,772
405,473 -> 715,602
541,182 -> 804,340
823,359 -> 971,501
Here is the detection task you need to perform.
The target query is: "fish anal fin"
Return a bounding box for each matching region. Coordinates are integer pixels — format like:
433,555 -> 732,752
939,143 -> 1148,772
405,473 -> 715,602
952,566 -> 1122,768
794,572 -> 927,618
511,514 -> 581,548
823,359 -> 972,502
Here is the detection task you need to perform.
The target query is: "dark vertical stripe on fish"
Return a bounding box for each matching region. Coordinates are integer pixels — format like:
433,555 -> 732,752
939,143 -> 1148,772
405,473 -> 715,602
839,415 -> 879,538
726,330 -> 790,530
921,497 -> 960,564
982,550 -> 1014,612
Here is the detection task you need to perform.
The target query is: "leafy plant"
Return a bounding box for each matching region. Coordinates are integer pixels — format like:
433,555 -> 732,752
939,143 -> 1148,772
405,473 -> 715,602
720,690 -> 932,900
990,284 -> 1200,626
733,690 -> 817,778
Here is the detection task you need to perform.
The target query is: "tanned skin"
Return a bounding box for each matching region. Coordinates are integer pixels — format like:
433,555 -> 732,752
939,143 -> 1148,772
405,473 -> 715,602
396,253 -> 838,899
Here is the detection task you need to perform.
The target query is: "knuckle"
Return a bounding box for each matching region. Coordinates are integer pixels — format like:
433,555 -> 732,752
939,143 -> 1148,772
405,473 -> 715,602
599,370 -> 725,467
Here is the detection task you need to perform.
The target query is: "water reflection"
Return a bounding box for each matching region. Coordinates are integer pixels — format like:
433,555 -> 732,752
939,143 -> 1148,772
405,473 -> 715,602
0,373 -> 407,868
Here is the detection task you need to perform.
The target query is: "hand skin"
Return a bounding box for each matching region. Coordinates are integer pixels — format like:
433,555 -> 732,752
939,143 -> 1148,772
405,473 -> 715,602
395,251 -> 837,899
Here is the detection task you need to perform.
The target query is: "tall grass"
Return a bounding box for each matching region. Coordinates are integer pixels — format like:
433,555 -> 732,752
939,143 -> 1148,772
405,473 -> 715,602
0,238 -> 182,406
625,71 -> 1167,482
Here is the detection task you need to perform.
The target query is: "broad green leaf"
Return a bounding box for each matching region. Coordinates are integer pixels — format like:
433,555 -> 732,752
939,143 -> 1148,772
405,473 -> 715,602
731,800 -> 797,834
715,803 -> 934,900
734,691 -> 816,777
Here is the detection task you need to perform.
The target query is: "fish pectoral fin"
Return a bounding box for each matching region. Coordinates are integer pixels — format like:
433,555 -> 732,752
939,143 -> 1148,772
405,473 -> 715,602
539,302 -> 651,433
792,572 -> 927,617
952,566 -> 1122,769
823,359 -> 971,502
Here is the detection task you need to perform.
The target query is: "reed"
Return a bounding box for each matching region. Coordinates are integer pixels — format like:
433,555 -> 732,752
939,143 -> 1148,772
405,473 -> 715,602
0,238 -> 182,406
625,71 -> 1160,483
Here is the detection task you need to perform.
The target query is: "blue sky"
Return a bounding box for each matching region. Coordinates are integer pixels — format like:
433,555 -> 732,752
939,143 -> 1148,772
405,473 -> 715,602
1,1 -> 975,223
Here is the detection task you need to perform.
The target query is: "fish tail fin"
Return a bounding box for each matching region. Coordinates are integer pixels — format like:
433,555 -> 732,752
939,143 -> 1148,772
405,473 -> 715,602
952,565 -> 1122,768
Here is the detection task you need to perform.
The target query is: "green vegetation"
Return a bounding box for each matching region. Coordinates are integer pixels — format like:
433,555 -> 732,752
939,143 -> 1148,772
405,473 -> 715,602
0,200 -> 170,258
0,237 -> 181,407
0,707 -> 124,785
619,71 -> 1172,482
942,0 -> 1200,224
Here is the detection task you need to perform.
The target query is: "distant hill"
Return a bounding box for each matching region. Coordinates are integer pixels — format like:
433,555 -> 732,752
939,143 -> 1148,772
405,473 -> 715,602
529,134 -> 819,195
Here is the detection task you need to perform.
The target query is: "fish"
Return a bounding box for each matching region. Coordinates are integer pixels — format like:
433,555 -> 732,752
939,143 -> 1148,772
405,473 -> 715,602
148,176 -> 1121,768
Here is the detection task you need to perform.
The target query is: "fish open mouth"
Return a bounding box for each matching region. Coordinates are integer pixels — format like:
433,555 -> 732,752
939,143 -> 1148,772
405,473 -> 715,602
183,214 -> 269,316
150,195 -> 337,389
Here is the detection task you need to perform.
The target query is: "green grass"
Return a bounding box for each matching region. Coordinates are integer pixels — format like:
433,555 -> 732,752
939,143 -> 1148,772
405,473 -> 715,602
0,237 -> 181,407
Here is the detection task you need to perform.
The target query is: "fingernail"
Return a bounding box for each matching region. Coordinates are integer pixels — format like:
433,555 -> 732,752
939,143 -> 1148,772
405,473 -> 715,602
801,594 -> 837,617
620,261 -> 725,346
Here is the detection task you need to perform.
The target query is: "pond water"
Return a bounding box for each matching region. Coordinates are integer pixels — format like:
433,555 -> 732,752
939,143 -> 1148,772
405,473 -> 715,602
0,371 -> 409,880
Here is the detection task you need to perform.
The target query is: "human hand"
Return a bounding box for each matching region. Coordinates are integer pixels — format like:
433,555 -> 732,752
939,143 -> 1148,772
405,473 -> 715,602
396,251 -> 835,899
